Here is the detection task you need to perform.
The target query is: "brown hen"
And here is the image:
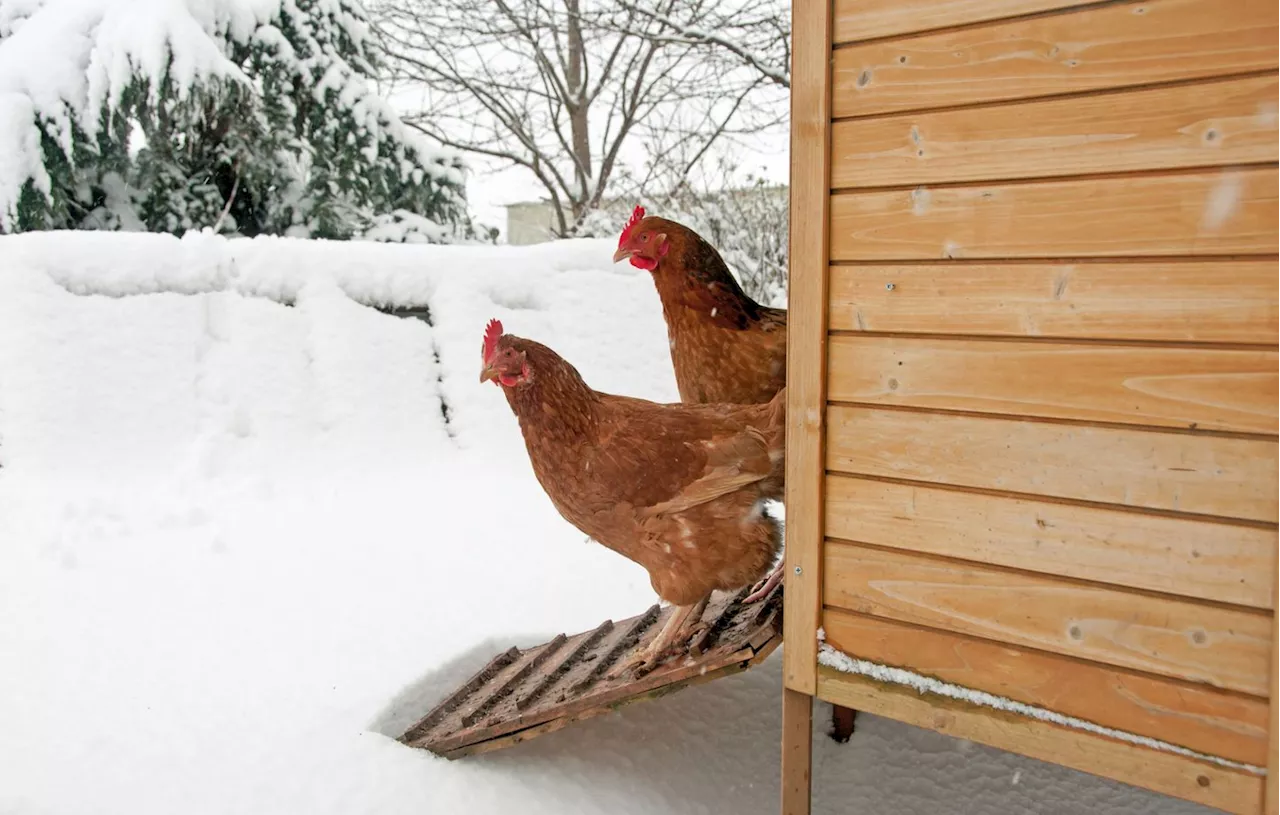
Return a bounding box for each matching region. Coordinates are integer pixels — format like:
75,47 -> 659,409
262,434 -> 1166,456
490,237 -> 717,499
612,206 -> 787,406
479,319 -> 785,673
613,206 -> 789,600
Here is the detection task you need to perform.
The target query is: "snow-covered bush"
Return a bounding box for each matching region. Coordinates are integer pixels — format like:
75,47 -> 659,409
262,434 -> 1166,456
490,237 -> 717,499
0,0 -> 473,240
578,175 -> 789,308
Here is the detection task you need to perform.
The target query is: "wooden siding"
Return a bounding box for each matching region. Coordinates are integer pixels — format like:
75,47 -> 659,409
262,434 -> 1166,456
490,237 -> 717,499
827,261 -> 1280,344
802,0 -> 1278,808
817,666 -> 1267,814
829,168 -> 1279,261
824,541 -> 1274,696
822,610 -> 1271,765
831,75 -> 1280,188
826,406 -> 1279,522
832,0 -> 1097,45
827,336 -> 1278,433
825,475 -> 1277,607
831,0 -> 1279,118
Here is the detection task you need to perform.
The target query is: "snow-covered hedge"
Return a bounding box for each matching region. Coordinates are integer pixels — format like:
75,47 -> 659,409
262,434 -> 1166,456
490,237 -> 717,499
0,0 -> 472,240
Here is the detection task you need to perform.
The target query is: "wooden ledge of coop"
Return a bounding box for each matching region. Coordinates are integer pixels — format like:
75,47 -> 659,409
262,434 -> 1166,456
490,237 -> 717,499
399,583 -> 783,759
816,665 -> 1267,815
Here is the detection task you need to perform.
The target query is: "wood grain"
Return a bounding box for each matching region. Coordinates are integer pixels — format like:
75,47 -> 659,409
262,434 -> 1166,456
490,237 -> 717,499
833,0 -> 1093,44
829,167 -> 1280,261
827,335 -> 1279,434
823,541 -> 1274,695
831,75 -> 1280,187
824,473 -> 1277,607
822,609 -> 1271,765
782,688 -> 813,815
827,261 -> 1280,344
1266,570 -> 1280,813
826,406 -> 1279,522
782,0 -> 832,698
816,666 -> 1266,813
831,0 -> 1280,118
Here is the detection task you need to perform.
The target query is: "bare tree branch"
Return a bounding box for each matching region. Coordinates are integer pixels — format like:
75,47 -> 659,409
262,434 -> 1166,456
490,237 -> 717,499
372,0 -> 785,236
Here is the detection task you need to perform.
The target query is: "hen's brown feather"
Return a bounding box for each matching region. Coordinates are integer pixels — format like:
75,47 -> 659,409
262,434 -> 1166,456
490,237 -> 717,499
498,336 -> 784,606
636,217 -> 787,405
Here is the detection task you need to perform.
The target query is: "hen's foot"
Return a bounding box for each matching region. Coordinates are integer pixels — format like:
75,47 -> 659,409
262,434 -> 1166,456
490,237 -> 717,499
607,598 -> 708,679
743,562 -> 785,603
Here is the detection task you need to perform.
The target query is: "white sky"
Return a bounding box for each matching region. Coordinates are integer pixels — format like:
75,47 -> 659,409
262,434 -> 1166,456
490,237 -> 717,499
385,84 -> 791,237
464,133 -> 790,234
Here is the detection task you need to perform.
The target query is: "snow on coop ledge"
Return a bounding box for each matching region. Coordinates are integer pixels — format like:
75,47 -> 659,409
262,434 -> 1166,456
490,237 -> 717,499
815,630 -> 1265,774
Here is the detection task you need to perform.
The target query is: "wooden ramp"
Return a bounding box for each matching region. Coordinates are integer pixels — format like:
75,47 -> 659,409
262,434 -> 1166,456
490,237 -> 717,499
399,584 -> 783,758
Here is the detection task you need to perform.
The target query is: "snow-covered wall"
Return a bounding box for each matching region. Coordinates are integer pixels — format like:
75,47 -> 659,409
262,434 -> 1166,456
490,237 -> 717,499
0,232 -> 1217,815
0,230 -> 678,477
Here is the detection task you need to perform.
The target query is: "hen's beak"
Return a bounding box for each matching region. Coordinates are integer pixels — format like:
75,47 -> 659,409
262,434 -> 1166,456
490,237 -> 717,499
480,364 -> 498,384
612,246 -> 633,264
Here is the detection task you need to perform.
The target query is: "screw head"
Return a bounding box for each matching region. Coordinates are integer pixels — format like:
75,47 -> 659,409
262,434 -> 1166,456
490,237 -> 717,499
885,282 -> 895,291
793,565 -> 802,575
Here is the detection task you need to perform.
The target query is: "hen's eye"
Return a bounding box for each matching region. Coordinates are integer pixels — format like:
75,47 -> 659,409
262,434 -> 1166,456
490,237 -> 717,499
640,234 -> 649,242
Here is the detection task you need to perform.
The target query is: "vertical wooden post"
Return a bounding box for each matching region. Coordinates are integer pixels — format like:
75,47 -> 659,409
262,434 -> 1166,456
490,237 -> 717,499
783,0 -> 832,696
782,688 -> 814,815
783,0 -> 831,809
1259,281 -> 1280,813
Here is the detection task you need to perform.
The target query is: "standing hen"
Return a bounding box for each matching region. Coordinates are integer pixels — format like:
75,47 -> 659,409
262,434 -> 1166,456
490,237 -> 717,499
479,319 -> 785,673
612,206 -> 787,405
613,206 -> 789,599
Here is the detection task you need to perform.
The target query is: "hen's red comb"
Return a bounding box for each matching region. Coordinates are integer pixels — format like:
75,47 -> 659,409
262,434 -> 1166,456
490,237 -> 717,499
618,205 -> 645,246
482,318 -> 503,363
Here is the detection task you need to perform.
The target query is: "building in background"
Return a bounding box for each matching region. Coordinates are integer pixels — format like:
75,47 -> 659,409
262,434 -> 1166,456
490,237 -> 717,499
504,200 -> 560,245
505,184 -> 789,246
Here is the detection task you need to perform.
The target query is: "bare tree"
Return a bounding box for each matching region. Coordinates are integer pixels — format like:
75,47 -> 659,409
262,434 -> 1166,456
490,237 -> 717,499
607,0 -> 790,89
578,153 -> 789,304
373,0 -> 786,236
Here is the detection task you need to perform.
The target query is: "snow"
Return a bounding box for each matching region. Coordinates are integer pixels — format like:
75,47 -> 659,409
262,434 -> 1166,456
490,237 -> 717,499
816,633 -> 1264,774
0,0 -> 467,233
0,231 -> 1220,815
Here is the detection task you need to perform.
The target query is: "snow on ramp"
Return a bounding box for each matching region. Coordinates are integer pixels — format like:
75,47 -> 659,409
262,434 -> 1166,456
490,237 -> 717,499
0,232 -> 1215,815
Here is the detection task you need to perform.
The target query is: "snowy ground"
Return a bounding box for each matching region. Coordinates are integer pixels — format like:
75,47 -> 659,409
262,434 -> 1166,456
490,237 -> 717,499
0,232 -> 1215,815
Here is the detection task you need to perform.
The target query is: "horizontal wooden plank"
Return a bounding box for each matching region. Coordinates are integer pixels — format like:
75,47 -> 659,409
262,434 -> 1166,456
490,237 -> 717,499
831,0 -> 1280,118
827,261 -> 1280,344
829,167 -> 1280,261
833,0 -> 1093,44
826,406 -> 1280,522
824,474 -> 1278,607
816,665 -> 1266,814
823,541 -> 1274,695
831,75 -> 1280,187
822,610 -> 1271,765
827,335 -> 1279,433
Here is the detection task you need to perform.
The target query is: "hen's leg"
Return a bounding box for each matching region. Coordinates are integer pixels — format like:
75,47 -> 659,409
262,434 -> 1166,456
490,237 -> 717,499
672,595 -> 711,643
612,597 -> 709,677
743,560 -> 785,603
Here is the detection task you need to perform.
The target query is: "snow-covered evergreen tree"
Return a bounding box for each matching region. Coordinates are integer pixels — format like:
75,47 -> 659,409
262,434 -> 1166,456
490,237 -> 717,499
0,0 -> 472,241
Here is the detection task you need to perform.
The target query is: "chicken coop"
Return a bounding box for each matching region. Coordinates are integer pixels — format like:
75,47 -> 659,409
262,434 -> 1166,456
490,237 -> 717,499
780,0 -> 1279,812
